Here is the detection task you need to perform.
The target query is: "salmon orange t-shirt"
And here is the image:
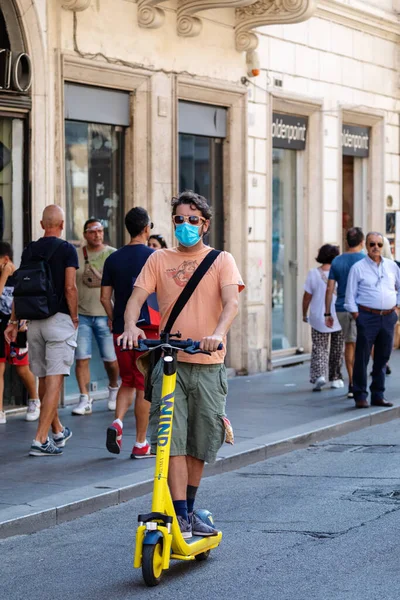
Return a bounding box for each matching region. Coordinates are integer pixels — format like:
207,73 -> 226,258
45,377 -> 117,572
134,246 -> 245,364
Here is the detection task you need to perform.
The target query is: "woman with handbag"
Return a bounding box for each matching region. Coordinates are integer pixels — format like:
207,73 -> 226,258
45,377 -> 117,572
302,244 -> 344,392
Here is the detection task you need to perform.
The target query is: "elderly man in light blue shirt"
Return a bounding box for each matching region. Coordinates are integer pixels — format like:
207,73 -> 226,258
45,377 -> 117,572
344,231 -> 400,409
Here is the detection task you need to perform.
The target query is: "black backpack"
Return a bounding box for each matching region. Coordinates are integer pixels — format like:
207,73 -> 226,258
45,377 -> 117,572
13,239 -> 65,320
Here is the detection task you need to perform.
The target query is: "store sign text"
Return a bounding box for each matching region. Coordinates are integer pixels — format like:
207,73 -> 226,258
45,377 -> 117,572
342,125 -> 370,158
272,113 -> 308,150
0,49 -> 32,93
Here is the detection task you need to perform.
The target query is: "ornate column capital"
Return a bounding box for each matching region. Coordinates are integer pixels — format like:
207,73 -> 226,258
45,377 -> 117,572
235,0 -> 317,51
61,0 -> 91,10
136,0 -> 168,29
177,1 -> 255,37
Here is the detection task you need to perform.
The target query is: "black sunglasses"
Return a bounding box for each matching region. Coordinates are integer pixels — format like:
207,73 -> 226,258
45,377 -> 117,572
369,242 -> 383,248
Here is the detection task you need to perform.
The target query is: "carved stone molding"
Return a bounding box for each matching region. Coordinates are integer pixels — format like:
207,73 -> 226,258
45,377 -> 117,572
61,0 -> 91,10
235,0 -> 317,51
137,0 -> 168,29
177,1 -> 254,37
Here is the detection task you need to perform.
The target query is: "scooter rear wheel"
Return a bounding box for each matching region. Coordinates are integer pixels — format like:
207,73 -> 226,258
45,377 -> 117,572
142,540 -> 164,587
194,550 -> 211,562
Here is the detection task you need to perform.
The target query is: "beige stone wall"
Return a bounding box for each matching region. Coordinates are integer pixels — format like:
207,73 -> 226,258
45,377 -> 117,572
15,0 -> 400,374
247,0 -> 400,366
60,2 -> 244,82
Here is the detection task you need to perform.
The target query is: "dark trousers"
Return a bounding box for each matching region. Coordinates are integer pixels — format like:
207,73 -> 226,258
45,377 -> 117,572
353,310 -> 397,401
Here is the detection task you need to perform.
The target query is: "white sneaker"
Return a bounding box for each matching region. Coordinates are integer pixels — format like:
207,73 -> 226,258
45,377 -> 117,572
71,394 -> 92,415
25,399 -> 41,421
331,379 -> 344,389
313,376 -> 326,392
0,410 -> 6,424
107,386 -> 119,411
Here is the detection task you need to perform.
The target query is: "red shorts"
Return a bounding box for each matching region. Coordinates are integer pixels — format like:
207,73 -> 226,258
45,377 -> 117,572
0,324 -> 29,366
113,328 -> 159,390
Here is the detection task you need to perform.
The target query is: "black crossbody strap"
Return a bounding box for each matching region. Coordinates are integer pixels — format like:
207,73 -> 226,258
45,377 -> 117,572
164,249 -> 221,334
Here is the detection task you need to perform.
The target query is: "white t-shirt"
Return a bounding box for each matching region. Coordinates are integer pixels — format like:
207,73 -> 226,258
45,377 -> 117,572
304,268 -> 341,333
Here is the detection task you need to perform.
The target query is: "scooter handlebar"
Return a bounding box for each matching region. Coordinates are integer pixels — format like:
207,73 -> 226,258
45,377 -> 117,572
133,338 -> 223,354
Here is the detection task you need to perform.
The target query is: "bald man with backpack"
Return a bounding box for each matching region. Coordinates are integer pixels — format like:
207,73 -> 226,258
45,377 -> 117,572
5,205 -> 79,456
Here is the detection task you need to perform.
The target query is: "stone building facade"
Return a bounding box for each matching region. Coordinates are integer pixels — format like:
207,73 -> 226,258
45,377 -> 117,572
0,1 -> 399,405
247,0 -> 400,371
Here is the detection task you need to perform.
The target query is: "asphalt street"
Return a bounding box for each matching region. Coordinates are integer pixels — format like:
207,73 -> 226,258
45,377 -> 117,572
4,419 -> 400,600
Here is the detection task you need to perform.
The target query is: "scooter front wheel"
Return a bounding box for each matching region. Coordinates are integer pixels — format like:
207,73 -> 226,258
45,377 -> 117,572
142,540 -> 164,587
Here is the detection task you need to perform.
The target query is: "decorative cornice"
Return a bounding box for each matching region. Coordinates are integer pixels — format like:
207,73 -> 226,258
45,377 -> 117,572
315,0 -> 400,41
134,0 -> 317,50
136,0 -> 168,29
177,1 -> 254,37
61,0 -> 91,10
235,0 -> 317,51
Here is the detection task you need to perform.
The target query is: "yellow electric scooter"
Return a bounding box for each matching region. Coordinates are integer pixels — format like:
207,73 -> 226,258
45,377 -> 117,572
133,333 -> 223,587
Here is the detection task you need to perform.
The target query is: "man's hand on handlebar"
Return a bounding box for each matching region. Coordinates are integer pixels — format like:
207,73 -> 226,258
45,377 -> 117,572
200,333 -> 224,353
117,324 -> 146,350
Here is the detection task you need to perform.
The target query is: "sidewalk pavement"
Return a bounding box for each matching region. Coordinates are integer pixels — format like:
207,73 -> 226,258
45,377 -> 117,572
2,352 -> 400,539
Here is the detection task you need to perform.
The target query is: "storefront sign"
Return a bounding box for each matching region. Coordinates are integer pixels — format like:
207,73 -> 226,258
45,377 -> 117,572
272,113 -> 308,150
0,49 -> 32,93
342,125 -> 370,158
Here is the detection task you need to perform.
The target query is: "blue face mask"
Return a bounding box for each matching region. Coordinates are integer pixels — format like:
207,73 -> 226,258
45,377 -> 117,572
175,222 -> 201,247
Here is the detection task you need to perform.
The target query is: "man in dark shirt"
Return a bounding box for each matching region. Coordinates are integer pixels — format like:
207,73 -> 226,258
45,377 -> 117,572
5,205 -> 79,456
101,207 -> 159,459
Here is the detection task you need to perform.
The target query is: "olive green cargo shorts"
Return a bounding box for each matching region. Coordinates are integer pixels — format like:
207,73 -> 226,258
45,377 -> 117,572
149,361 -> 228,464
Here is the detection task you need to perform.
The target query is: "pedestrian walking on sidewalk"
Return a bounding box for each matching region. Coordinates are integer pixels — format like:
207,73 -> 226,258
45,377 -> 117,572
303,244 -> 344,392
0,242 -> 39,424
101,207 -> 159,459
344,231 -> 400,409
120,190 -> 245,539
148,234 -> 167,250
5,205 -> 79,456
325,227 -> 365,398
71,219 -> 119,416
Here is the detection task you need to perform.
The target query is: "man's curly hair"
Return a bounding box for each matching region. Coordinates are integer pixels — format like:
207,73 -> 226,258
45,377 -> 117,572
171,190 -> 212,221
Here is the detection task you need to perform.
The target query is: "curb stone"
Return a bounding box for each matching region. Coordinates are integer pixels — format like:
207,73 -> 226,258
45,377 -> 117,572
1,405 -> 399,540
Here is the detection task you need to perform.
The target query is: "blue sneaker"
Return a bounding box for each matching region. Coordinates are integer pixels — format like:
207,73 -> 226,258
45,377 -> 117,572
190,511 -> 218,537
53,427 -> 72,448
29,438 -> 63,456
177,515 -> 192,539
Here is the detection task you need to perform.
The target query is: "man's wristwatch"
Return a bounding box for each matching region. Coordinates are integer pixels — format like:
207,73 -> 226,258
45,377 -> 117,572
324,313 -> 332,317
8,320 -> 18,325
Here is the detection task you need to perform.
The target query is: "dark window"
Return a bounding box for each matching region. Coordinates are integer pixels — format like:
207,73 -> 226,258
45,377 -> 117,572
65,120 -> 125,248
179,133 -> 224,250
0,10 -> 11,50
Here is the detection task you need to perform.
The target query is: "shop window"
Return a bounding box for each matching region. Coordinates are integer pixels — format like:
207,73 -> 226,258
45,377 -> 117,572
342,155 -> 354,247
179,133 -> 224,249
178,101 -> 226,250
0,116 -> 26,408
272,148 -> 298,351
65,121 -> 124,249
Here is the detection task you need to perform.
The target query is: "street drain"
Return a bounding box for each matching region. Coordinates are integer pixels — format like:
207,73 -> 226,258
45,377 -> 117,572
310,444 -> 363,453
312,444 -> 400,454
350,488 -> 400,503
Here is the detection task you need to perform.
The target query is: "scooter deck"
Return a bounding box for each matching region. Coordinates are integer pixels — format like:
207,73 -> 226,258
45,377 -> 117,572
185,534 -> 220,545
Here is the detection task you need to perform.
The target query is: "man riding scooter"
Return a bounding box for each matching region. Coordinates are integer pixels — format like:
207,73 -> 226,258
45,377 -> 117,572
120,191 -> 245,538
